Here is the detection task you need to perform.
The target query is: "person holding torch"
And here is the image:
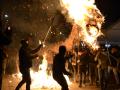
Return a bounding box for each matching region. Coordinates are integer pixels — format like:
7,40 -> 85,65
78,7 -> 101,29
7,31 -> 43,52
15,36 -> 43,90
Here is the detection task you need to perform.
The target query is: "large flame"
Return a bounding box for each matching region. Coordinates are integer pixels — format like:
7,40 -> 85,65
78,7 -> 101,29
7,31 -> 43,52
31,53 -> 71,89
60,0 -> 104,50
15,53 -> 71,89
30,53 -> 59,89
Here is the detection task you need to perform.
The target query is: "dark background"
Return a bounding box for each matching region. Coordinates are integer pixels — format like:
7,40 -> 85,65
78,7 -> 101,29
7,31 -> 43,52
1,0 -> 120,28
95,0 -> 120,28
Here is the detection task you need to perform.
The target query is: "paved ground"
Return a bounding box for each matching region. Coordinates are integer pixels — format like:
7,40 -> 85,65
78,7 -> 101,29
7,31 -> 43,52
2,75 -> 100,90
2,74 -> 120,90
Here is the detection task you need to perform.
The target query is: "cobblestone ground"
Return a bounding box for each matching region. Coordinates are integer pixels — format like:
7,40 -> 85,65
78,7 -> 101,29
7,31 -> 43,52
2,75 -> 101,90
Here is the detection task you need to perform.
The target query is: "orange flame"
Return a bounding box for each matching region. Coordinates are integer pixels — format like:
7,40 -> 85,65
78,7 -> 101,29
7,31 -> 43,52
60,0 -> 104,50
15,53 -> 71,89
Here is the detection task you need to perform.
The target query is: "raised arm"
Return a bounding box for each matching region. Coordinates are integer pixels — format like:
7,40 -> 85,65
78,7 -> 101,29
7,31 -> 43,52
30,44 -> 42,54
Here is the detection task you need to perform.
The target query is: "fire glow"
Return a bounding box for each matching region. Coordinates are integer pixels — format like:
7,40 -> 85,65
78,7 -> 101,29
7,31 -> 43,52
30,53 -> 59,89
13,0 -> 105,89
16,54 -> 71,89
60,0 -> 104,50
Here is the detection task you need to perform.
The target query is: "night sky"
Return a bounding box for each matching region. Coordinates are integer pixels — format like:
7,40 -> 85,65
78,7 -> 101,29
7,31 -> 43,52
95,0 -> 120,28
1,0 -> 120,28
95,0 -> 120,42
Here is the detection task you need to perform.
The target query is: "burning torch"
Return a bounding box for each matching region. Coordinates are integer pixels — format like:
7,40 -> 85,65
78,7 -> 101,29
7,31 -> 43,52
40,14 -> 56,47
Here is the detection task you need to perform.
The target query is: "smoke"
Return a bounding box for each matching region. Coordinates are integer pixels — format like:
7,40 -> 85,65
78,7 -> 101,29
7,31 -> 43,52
63,24 -> 78,50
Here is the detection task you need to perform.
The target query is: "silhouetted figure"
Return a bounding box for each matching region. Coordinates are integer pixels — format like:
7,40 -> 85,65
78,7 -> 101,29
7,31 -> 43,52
88,52 -> 96,85
78,50 -> 89,87
95,48 -> 109,90
52,45 -> 71,90
15,38 -> 42,90
66,51 -> 74,74
0,46 -> 6,90
0,19 -> 12,90
109,46 -> 120,85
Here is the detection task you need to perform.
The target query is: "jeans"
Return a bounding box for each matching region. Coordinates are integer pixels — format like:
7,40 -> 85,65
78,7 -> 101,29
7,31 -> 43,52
100,68 -> 108,90
15,69 -> 31,90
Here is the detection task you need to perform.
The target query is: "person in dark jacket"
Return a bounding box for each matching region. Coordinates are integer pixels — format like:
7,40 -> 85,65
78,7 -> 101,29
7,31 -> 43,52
95,48 -> 109,90
15,38 -> 42,90
109,47 -> 120,85
52,45 -> 72,90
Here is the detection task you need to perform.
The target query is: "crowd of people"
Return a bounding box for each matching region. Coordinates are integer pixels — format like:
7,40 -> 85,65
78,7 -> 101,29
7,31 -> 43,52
52,43 -> 120,90
65,43 -> 120,90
